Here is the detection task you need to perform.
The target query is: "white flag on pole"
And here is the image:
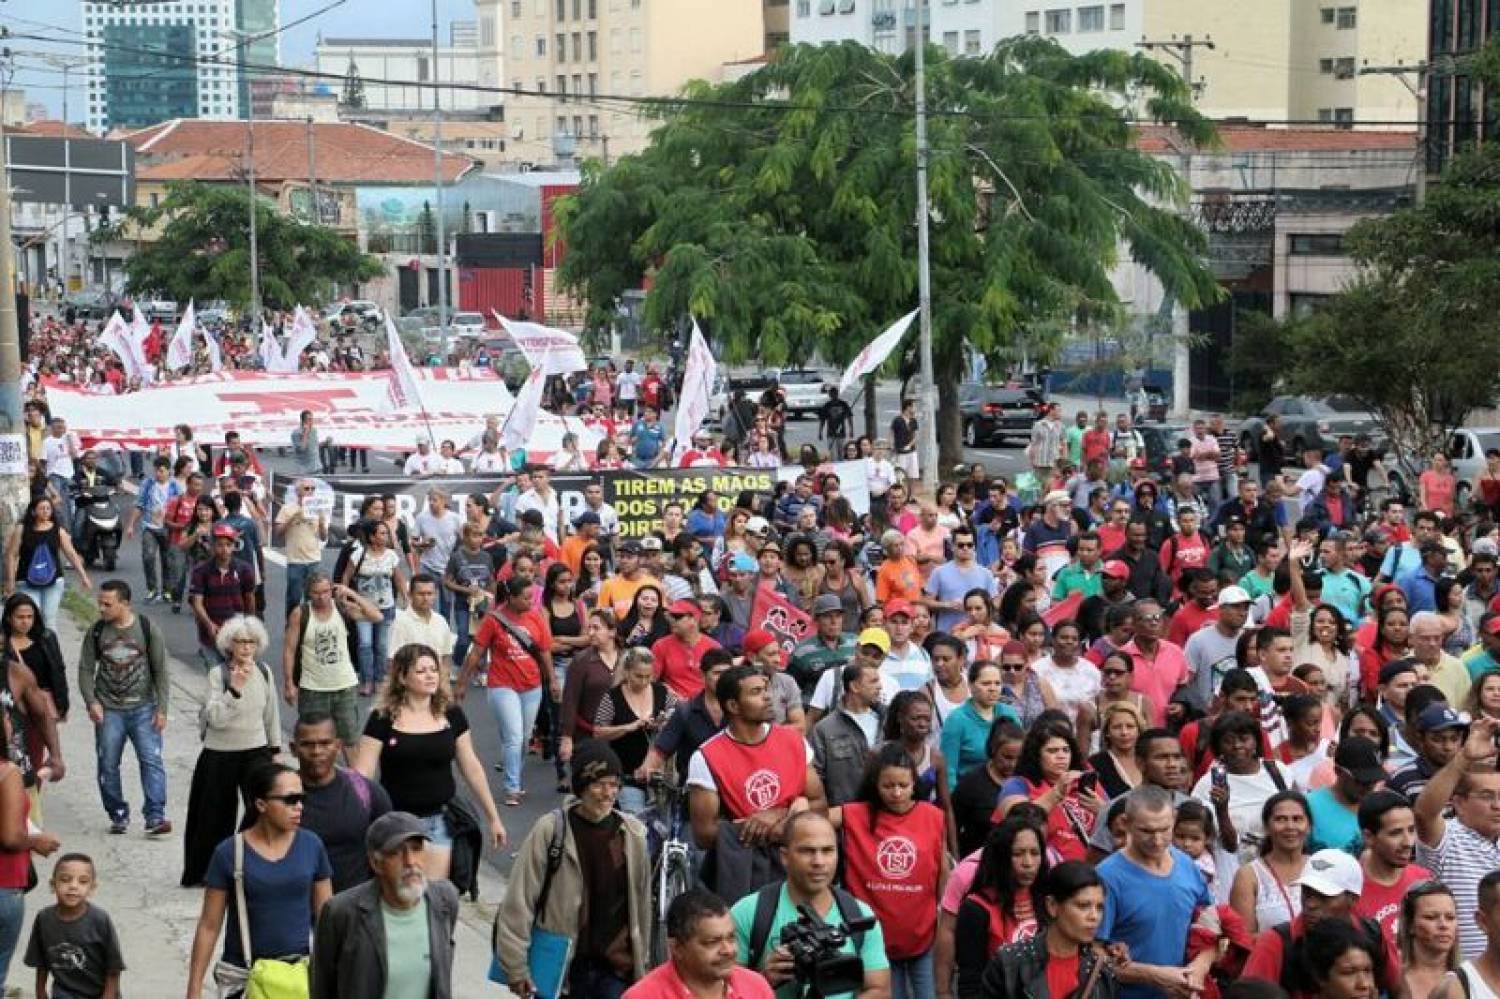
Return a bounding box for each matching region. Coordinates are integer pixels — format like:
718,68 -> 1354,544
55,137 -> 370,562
128,304 -> 154,383
270,306 -> 318,373
837,308 -> 920,395
97,311 -> 140,379
166,300 -> 196,372
380,316 -> 429,416
672,319 -> 717,449
502,366 -> 546,452
496,314 -> 588,376
204,328 -> 224,373
258,319 -> 284,371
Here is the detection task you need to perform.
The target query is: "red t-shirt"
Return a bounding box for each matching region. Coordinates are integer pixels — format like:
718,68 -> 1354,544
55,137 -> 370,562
1045,952 -> 1082,999
1082,429 -> 1112,467
1168,602 -> 1219,647
1160,533 -> 1210,582
1243,914 -> 1403,999
650,633 -> 721,699
473,608 -> 551,691
1355,863 -> 1433,949
841,801 -> 945,960
1097,523 -> 1125,554
698,724 -> 808,820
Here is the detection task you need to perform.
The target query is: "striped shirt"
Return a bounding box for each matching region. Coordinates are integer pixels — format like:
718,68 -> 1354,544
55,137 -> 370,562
1416,820 -> 1500,959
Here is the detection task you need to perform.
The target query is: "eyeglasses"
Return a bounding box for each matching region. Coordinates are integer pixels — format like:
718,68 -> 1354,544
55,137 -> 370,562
265,793 -> 305,807
232,637 -> 258,645
999,662 -> 1027,672
954,541 -> 975,549
1137,613 -> 1164,623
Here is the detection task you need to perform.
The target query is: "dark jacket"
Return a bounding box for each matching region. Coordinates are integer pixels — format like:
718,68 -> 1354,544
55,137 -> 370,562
971,933 -> 1117,999
309,877 -> 460,999
808,704 -> 882,806
1105,544 -> 1172,603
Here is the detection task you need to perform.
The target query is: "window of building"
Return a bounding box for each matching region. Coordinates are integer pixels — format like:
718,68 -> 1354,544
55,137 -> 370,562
417,55 -> 430,80
943,30 -> 959,53
536,35 -> 546,55
964,29 -> 981,53
1334,56 -> 1355,77
572,73 -> 582,95
536,76 -> 546,92
1320,7 -> 1335,23
556,33 -> 565,58
1044,8 -> 1070,33
1319,58 -> 1334,74
1334,107 -> 1354,125
836,0 -> 855,11
557,115 -> 569,135
573,114 -> 584,135
630,26 -> 641,51
587,30 -> 597,59
1288,233 -> 1345,255
572,32 -> 581,58
573,0 -> 581,17
556,0 -> 565,18
630,68 -> 642,94
511,0 -> 521,17
796,0 -> 810,14
587,72 -> 597,94
481,16 -> 495,47
556,73 -> 567,96
1024,11 -> 1040,33
588,0 -> 596,16
1078,5 -> 1103,31
1336,6 -> 1356,28
588,114 -> 599,136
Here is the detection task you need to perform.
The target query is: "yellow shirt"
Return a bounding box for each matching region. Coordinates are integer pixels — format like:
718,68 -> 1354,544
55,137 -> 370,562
596,572 -> 663,619
276,504 -> 325,564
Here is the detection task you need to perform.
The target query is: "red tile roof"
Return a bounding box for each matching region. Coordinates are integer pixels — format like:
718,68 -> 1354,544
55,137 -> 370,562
1136,124 -> 1418,154
125,119 -> 476,185
10,120 -> 93,139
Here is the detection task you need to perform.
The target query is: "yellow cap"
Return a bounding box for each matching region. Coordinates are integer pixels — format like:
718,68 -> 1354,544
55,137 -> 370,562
856,628 -> 891,655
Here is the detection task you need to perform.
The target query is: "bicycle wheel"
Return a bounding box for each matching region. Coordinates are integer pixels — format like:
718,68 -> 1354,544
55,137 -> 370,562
650,848 -> 694,966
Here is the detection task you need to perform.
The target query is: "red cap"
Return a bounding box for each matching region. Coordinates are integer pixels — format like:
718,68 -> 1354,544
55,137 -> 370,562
211,523 -> 238,539
742,629 -> 778,658
884,598 -> 915,619
1102,560 -> 1129,580
667,599 -> 702,620
1485,616 -> 1500,637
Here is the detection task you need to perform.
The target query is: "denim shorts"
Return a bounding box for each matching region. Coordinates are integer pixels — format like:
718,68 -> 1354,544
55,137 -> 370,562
418,809 -> 454,849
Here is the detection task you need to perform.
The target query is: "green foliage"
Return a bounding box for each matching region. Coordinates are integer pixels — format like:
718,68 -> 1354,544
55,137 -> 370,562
1224,310 -> 1290,415
115,181 -> 383,310
555,38 -> 1223,461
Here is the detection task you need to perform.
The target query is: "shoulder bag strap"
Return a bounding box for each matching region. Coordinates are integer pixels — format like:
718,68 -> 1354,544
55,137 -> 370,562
233,834 -> 254,967
532,808 -> 567,920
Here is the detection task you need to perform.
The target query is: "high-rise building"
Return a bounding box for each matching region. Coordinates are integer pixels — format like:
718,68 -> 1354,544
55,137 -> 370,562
82,0 -> 280,133
1427,0 -> 1494,173
498,0 -> 764,165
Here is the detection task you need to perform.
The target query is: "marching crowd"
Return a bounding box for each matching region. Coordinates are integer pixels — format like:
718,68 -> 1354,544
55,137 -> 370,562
7,348 -> 1500,999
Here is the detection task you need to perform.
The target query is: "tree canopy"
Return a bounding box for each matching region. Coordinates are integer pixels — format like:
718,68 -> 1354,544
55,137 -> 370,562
109,181 -> 383,310
555,37 -> 1223,464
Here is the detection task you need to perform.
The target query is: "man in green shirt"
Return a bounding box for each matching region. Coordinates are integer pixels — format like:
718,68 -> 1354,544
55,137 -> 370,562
309,811 -> 460,999
1239,537 -> 1282,605
787,594 -> 857,706
732,812 -> 891,999
1052,532 -> 1105,601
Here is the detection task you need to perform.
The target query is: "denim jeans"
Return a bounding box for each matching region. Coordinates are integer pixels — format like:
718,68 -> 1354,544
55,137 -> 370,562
95,701 -> 168,826
542,662 -> 568,780
567,958 -> 630,999
284,560 -> 317,616
0,887 -> 21,992
18,578 -> 64,631
487,684 -> 543,795
356,607 -> 396,686
141,527 -> 170,595
451,598 -> 475,674
890,950 -> 935,999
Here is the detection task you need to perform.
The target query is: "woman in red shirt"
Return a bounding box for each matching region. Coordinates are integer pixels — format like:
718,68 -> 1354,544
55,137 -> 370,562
996,719 -> 1100,862
966,861 -> 1113,999
954,815 -> 1048,993
833,743 -> 949,999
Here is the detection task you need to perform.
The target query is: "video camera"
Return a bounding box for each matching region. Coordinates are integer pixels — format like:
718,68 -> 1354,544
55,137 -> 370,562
778,902 -> 877,997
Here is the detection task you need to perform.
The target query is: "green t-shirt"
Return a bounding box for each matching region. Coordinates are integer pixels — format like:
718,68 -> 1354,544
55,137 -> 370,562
1463,646 -> 1500,681
1066,425 -> 1086,466
731,884 -> 889,999
381,898 -> 430,999
787,635 -> 857,702
1239,568 -> 1275,602
1052,562 -> 1104,600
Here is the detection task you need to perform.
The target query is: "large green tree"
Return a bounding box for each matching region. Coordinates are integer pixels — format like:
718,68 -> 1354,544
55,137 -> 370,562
109,181 -> 383,310
556,38 -> 1222,468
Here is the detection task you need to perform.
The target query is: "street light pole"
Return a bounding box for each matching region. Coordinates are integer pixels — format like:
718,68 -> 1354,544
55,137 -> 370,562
0,113 -> 29,534
432,0 -> 450,363
913,2 -> 939,494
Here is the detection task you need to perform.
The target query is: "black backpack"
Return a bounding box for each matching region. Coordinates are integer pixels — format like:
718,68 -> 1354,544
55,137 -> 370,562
87,615 -> 159,670
289,601 -> 361,688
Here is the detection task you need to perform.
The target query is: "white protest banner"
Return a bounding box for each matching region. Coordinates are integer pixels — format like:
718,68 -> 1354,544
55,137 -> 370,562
496,314 -> 588,376
203,327 -> 224,373
258,324 -> 284,371
838,308 -> 919,395
380,316 -> 429,416
672,318 -> 716,449
165,301 -> 196,372
269,306 -> 318,373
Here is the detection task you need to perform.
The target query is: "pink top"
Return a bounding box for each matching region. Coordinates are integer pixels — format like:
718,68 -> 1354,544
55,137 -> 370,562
1420,469 -> 1456,516
1122,638 -> 1189,726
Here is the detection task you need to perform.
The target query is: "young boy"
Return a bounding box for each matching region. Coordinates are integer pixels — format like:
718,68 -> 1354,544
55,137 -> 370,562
24,853 -> 124,999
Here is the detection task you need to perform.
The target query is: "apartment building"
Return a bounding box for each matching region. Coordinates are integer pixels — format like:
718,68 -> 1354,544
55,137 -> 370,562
1427,0 -> 1496,173
499,0 -> 765,165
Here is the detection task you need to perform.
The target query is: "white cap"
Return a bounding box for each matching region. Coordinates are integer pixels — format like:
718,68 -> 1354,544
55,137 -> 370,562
1300,849 -> 1363,898
1043,490 -> 1072,507
1217,585 -> 1252,607
746,516 -> 771,535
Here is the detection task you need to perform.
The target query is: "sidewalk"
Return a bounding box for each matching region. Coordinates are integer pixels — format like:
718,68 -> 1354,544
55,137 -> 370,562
12,610 -> 512,998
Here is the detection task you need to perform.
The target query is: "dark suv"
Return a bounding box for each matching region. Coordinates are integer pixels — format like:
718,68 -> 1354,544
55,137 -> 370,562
959,384 -> 1048,446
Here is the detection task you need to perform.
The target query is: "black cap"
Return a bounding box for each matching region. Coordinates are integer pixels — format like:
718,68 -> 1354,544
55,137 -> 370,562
1334,737 -> 1386,785
1378,657 -> 1419,686
365,811 -> 430,854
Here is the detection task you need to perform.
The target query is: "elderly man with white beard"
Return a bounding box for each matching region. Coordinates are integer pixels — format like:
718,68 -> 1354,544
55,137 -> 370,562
309,811 -> 461,999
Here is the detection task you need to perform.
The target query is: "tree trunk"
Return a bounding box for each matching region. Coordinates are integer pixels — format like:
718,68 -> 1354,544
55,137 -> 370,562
863,374 -> 879,440
938,372 -> 964,475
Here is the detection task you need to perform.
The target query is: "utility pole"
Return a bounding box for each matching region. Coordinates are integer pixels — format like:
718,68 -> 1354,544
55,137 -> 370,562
432,0 -> 450,363
913,0 -> 939,495
306,115 -> 318,223
0,108 -> 28,534
1359,61 -> 1429,205
246,117 -> 260,337
1137,33 -> 1214,420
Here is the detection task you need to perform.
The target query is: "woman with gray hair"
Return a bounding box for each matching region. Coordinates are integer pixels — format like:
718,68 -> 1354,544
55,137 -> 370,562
180,614 -> 282,887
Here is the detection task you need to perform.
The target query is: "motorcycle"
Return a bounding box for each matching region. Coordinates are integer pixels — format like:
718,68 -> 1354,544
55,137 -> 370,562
75,483 -> 122,571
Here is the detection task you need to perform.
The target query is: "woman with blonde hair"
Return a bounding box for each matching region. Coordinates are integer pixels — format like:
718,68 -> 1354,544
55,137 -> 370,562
1086,700 -> 1146,799
355,642 -> 506,881
181,614 -> 280,887
592,646 -> 677,814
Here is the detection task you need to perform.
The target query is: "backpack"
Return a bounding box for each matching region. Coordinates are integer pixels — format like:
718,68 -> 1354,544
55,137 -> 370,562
289,601 -> 360,688
24,540 -> 57,588
1273,917 -> 1386,995
746,880 -> 869,972
342,767 -> 372,815
87,615 -> 158,671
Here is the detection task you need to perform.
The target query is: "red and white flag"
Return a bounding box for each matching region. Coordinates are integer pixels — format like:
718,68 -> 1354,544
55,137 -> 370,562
838,308 -> 919,395
165,300 -> 197,372
97,311 -> 140,379
258,321 -> 284,371
269,306 -> 318,373
127,304 -> 154,382
749,585 -> 814,663
672,319 -> 716,451
496,314 -> 588,376
380,315 -> 429,416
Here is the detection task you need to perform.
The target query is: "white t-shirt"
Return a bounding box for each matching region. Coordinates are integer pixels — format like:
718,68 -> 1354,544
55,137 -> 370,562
1032,656 -> 1101,723
1190,763 -> 1295,860
616,370 -> 642,401
515,488 -> 562,542
472,451 -> 508,473
809,644 -> 931,712
42,433 -> 77,479
584,501 -> 621,536
436,457 -> 466,476
403,451 -> 442,477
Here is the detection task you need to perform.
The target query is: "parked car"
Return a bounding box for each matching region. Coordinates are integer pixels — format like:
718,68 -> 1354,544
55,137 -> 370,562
959,384 -> 1048,447
1240,395 -> 1382,457
451,311 -> 487,337
708,374 -> 778,419
324,300 -> 383,330
1446,427 -> 1500,508
770,368 -> 833,419
140,299 -> 178,323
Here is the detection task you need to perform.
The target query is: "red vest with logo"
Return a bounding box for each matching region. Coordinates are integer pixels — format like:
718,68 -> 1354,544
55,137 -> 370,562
965,888 -> 1039,958
840,801 -> 945,959
699,724 -> 808,819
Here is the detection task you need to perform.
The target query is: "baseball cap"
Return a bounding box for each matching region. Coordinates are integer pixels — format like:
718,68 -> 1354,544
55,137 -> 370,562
573,511 -> 601,528
729,552 -> 757,573
1217,585 -> 1252,607
746,516 -> 771,535
1102,560 -> 1129,580
884,599 -> 914,619
211,523 -> 238,539
812,593 -> 844,617
618,539 -> 644,555
640,535 -> 664,552
1043,490 -> 1072,507
1416,704 -> 1469,734
856,628 -> 891,655
1300,848 -> 1363,898
742,629 -> 778,658
365,811 -> 430,855
1333,736 -> 1387,786
667,599 -> 702,620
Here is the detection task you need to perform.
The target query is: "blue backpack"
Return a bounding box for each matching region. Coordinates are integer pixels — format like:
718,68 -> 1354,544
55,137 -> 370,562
24,542 -> 57,588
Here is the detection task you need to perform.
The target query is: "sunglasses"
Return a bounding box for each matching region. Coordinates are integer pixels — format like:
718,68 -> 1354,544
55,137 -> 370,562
954,541 -> 975,549
265,793 -> 305,807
